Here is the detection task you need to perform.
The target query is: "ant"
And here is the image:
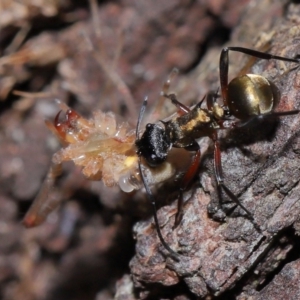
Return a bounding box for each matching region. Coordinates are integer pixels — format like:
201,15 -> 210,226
135,47 -> 300,260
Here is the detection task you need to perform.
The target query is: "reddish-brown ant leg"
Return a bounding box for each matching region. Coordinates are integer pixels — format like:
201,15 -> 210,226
174,141 -> 201,228
138,158 -> 180,261
136,97 -> 180,260
219,47 -> 300,106
162,93 -> 202,227
150,69 -> 179,121
218,109 -> 300,129
210,131 -> 255,222
163,93 -> 191,115
23,162 -> 63,227
206,90 -> 219,111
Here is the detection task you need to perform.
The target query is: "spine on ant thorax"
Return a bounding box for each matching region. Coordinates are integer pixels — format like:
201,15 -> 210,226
165,107 -> 216,147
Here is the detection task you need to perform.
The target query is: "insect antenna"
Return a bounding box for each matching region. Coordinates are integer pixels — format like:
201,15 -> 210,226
136,97 -> 180,261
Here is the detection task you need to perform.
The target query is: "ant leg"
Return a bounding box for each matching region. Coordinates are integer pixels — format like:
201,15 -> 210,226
206,90 -> 219,111
150,68 -> 180,121
162,68 -> 179,95
138,158 -> 180,261
211,131 -> 256,222
157,69 -> 191,115
253,110 -> 300,124
220,109 -> 300,129
219,47 -> 300,106
206,90 -> 229,120
163,93 -> 190,115
23,162 -> 63,227
159,70 -> 206,116
136,97 -> 180,260
174,141 -> 201,228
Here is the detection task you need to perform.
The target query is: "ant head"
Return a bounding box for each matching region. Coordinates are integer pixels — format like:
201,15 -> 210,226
136,123 -> 171,167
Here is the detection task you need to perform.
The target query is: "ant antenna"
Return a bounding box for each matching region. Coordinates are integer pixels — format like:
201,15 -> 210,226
136,96 -> 148,139
136,97 -> 180,261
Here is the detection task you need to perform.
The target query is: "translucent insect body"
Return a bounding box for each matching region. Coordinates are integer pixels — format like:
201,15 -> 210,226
23,100 -> 180,227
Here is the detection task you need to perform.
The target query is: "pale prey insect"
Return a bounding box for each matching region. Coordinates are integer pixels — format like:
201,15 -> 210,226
22,100 -> 181,228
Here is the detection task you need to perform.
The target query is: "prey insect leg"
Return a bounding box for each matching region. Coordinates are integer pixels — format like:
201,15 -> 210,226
23,162 -> 63,227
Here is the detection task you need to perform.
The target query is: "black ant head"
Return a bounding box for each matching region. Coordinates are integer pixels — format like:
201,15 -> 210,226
136,123 -> 171,167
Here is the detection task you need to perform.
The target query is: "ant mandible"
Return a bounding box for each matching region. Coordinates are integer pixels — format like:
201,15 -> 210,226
135,47 -> 300,260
